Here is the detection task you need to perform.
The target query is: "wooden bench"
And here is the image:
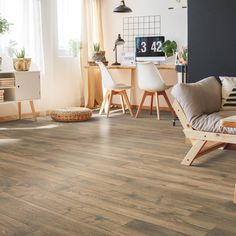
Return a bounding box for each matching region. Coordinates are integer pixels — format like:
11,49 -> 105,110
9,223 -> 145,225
173,100 -> 236,203
220,116 -> 236,204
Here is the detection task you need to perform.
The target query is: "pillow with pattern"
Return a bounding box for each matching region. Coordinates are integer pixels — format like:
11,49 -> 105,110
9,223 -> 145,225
219,76 -> 236,110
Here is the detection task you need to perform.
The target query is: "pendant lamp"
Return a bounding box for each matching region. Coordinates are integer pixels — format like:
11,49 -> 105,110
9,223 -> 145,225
113,1 -> 132,13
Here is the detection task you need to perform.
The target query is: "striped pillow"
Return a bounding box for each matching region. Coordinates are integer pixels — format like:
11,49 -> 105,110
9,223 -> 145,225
220,76 -> 236,110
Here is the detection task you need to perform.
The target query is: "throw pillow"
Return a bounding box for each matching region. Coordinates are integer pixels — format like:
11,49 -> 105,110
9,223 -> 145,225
219,76 -> 236,110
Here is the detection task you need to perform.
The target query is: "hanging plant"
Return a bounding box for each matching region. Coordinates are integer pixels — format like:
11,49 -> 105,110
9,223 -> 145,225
0,17 -> 11,34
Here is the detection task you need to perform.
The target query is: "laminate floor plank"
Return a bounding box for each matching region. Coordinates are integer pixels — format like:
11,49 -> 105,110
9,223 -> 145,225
0,112 -> 235,236
0,212 -> 33,236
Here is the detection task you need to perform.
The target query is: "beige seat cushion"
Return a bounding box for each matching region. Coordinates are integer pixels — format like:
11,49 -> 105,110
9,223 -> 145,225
192,111 -> 236,134
50,107 -> 92,122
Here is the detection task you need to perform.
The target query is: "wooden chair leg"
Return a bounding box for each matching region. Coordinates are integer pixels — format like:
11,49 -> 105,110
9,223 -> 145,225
120,94 -> 126,114
150,94 -> 154,115
18,102 -> 21,120
135,91 -> 147,118
155,92 -> 160,120
181,140 -> 207,166
107,91 -> 113,118
29,101 -> 37,121
122,90 -> 134,117
234,184 -> 236,204
163,91 -> 176,117
99,91 -> 109,115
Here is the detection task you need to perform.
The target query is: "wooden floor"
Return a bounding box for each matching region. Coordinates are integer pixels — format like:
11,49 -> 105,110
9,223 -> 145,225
0,111 -> 235,236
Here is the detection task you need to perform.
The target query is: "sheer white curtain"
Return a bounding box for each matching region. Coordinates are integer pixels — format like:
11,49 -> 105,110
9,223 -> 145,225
0,0 -> 43,70
0,0 -> 46,116
0,0 -> 104,114
57,0 -> 82,57
40,0 -> 84,108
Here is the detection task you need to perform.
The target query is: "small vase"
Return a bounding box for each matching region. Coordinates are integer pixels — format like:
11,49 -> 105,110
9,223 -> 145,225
13,58 -> 31,71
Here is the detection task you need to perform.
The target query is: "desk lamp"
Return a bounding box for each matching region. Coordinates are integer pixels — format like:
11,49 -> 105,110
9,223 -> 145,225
112,34 -> 125,66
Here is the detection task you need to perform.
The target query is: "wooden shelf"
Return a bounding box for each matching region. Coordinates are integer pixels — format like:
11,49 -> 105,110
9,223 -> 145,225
0,87 -> 16,89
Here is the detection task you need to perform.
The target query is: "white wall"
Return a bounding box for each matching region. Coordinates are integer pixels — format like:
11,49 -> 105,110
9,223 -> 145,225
101,0 -> 188,107
102,0 -> 188,63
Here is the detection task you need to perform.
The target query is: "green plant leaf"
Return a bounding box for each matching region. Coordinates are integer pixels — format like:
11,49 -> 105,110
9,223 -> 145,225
93,43 -> 100,52
0,17 -> 12,34
163,40 -> 177,57
14,47 -> 26,58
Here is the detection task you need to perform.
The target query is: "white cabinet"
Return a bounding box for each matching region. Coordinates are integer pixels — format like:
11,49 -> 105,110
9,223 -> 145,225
0,70 -> 40,119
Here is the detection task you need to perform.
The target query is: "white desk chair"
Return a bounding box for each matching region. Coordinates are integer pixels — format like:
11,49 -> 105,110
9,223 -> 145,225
135,62 -> 175,120
97,62 -> 134,118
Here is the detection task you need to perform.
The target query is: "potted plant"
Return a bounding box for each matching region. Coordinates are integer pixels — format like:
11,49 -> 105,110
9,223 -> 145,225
163,40 -> 177,64
92,43 -> 107,64
13,48 -> 31,71
179,47 -> 188,65
69,39 -> 82,57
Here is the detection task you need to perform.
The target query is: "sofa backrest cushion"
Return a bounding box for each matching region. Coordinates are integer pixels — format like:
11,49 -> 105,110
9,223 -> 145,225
219,76 -> 236,110
171,76 -> 222,122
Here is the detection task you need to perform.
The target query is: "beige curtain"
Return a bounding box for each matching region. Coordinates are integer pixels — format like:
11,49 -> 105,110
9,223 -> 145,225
85,0 -> 104,57
81,0 -> 104,107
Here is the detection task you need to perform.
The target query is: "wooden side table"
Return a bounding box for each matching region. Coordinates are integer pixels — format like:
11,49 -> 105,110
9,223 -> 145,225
220,115 -> 236,204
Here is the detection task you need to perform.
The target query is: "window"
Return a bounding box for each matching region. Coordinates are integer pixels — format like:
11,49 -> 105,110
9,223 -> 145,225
57,0 -> 82,57
0,0 -> 42,68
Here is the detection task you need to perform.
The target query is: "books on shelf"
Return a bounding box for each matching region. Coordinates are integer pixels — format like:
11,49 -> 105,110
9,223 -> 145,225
0,78 -> 15,88
0,90 -> 4,103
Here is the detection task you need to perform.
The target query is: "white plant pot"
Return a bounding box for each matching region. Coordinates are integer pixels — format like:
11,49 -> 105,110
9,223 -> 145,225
165,55 -> 176,65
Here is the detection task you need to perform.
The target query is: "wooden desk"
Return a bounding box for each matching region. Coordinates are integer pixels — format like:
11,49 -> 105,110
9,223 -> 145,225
84,65 -> 176,108
220,116 -> 236,204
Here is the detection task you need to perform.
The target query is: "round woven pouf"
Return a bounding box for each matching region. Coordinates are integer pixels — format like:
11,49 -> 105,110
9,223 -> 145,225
50,107 -> 92,122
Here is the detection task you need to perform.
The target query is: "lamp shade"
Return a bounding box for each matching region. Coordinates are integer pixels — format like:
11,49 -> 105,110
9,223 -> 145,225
113,1 -> 132,13
115,34 -> 125,45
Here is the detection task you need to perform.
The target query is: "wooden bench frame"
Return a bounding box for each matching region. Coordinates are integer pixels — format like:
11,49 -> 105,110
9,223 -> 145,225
173,100 -> 236,203
234,184 -> 236,204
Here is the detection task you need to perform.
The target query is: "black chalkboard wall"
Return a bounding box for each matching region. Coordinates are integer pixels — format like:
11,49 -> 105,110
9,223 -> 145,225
188,0 -> 236,82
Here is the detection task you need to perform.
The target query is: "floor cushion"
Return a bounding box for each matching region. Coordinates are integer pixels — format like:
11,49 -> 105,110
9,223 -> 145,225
50,107 -> 92,122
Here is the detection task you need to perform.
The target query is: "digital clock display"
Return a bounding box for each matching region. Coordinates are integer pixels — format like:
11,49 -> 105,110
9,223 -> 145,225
135,36 -> 165,58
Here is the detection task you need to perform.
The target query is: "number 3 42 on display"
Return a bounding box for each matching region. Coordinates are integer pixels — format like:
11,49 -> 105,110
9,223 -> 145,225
139,41 -> 163,53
